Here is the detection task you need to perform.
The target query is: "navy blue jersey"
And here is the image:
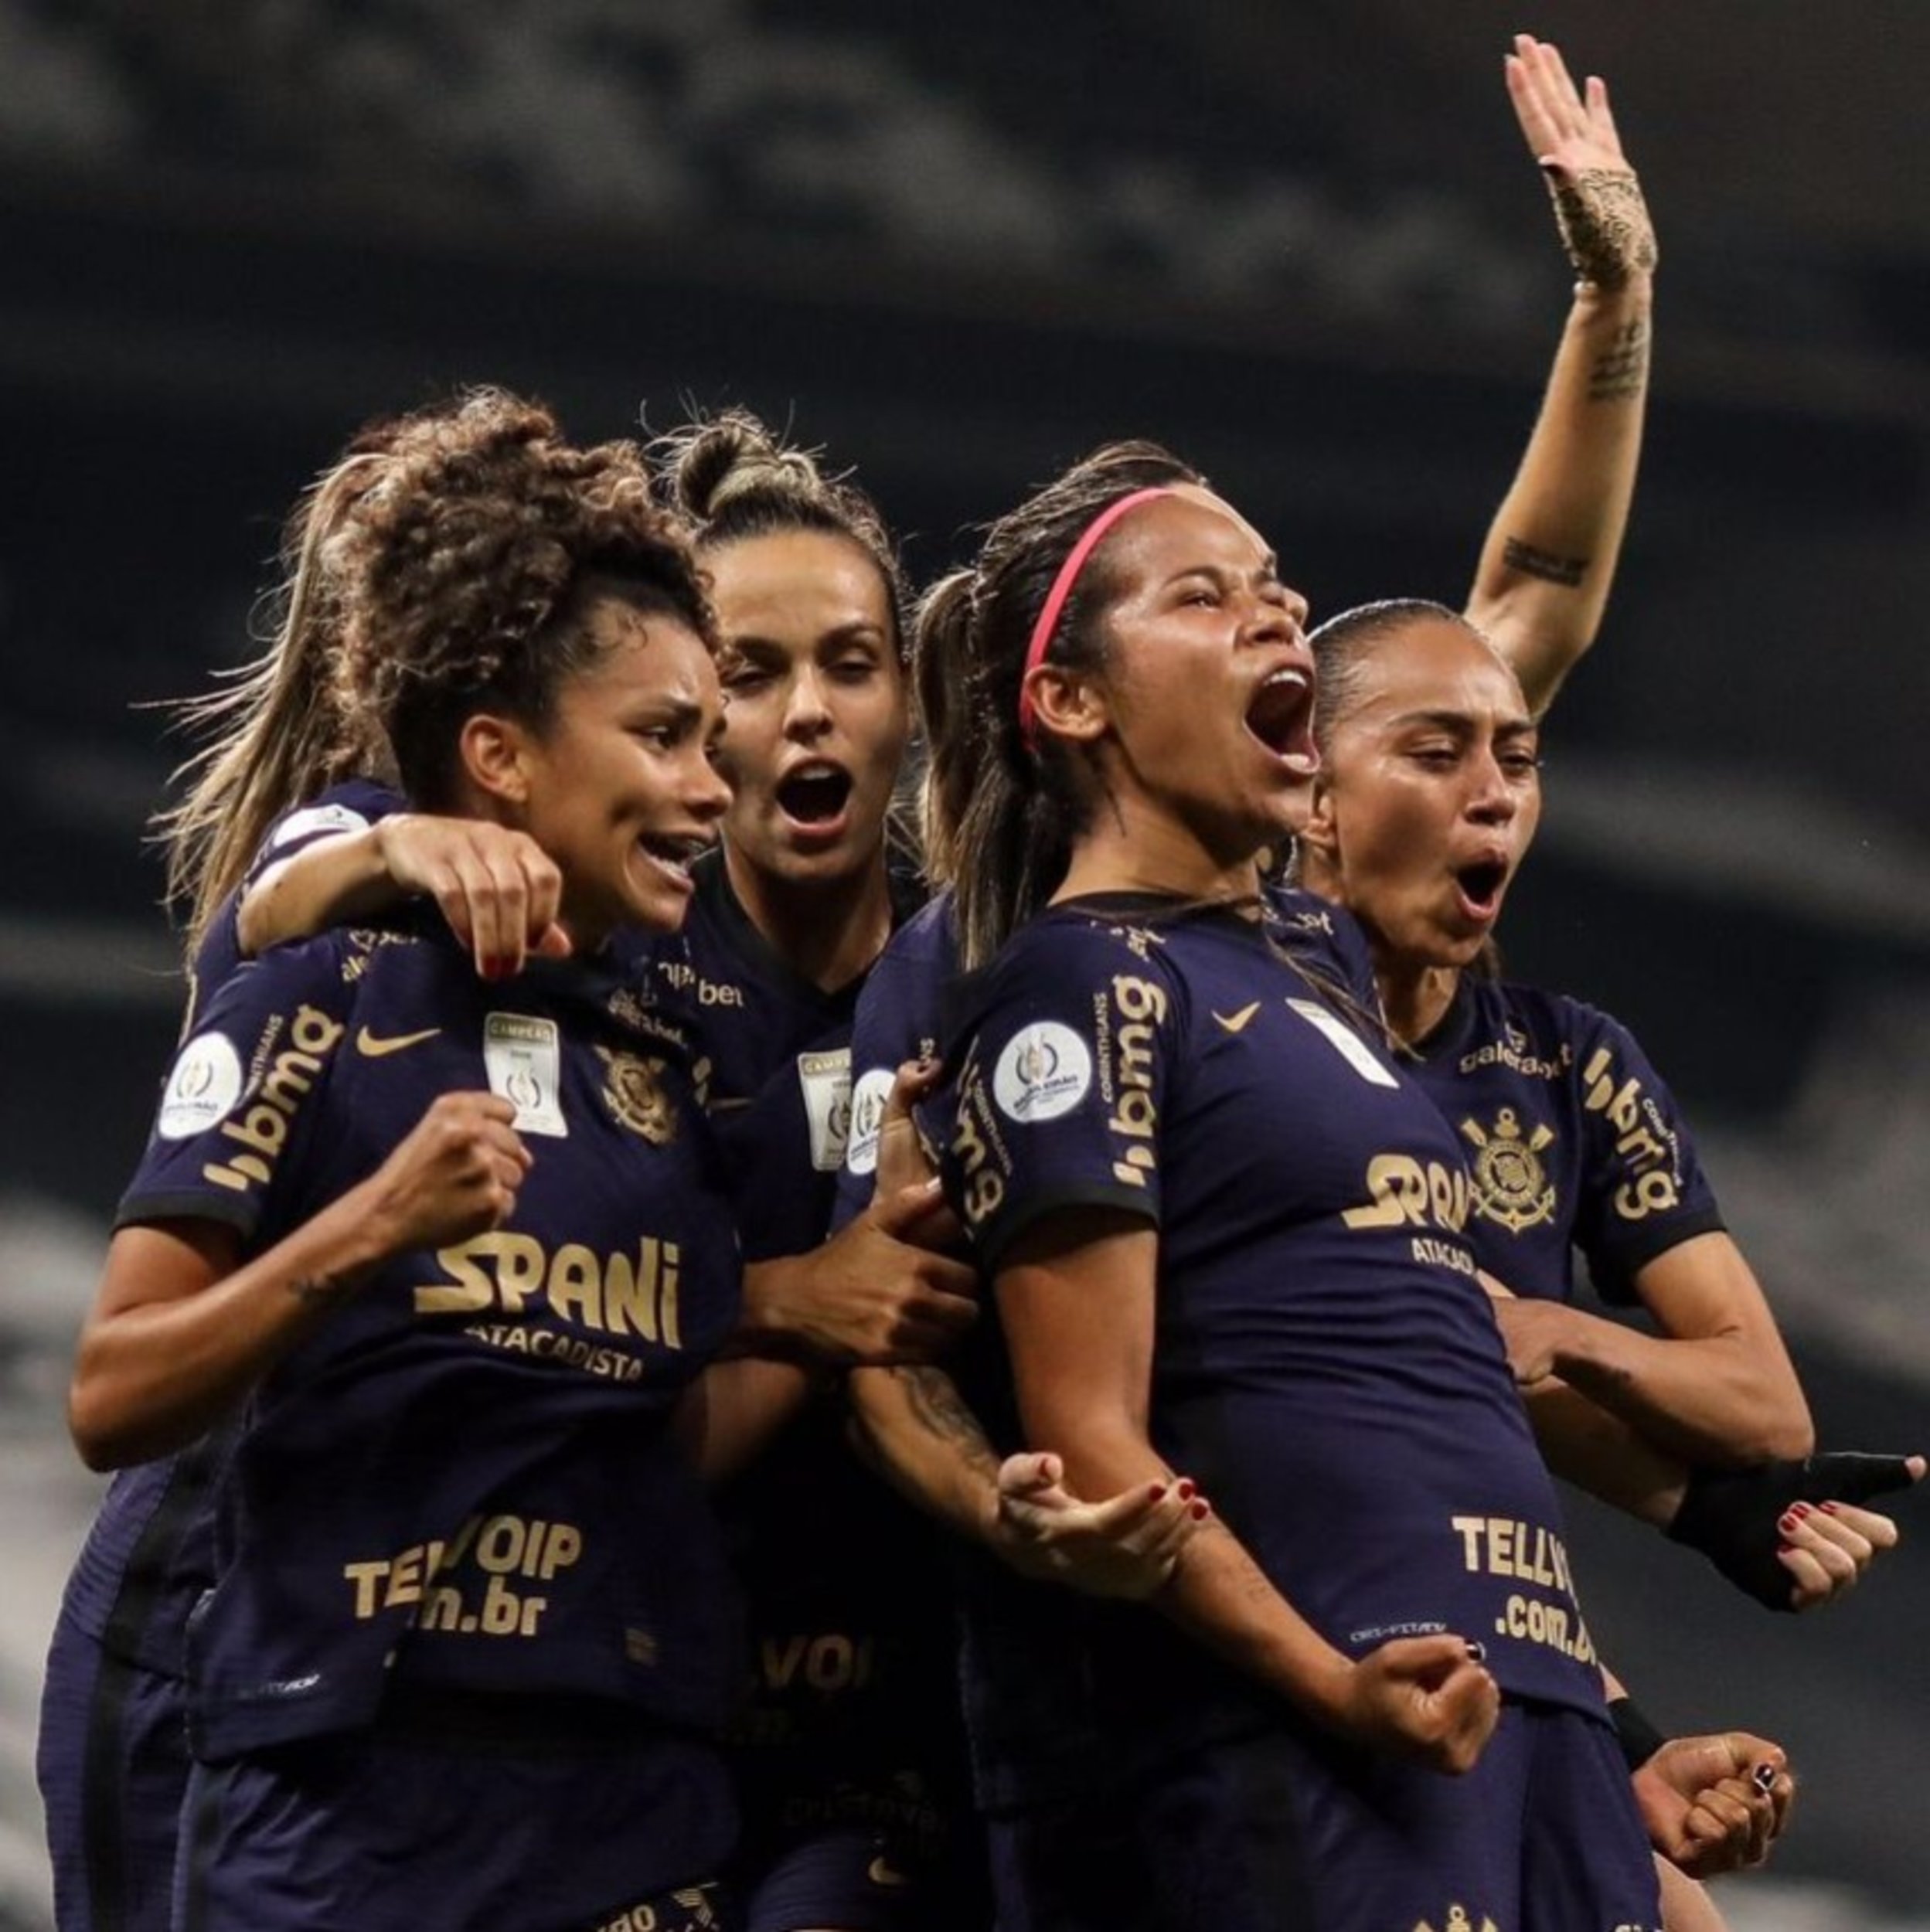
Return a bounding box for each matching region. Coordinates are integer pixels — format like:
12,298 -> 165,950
835,884 -> 1380,1233
938,897 -> 1603,1806
652,849 -> 925,1257
1407,976 -> 1725,1306
119,925 -> 743,1759
657,851 -> 973,1882
59,779 -> 411,1682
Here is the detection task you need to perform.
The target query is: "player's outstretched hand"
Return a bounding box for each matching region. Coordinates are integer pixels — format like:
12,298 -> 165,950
1634,1731 -> 1792,1876
1667,1450 -> 1925,1611
1506,32 -> 1656,288
1333,1634 -> 1499,1775
992,1453 -> 1207,1600
375,814 -> 572,979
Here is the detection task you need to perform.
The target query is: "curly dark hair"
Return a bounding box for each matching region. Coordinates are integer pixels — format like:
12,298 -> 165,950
336,388 -> 718,808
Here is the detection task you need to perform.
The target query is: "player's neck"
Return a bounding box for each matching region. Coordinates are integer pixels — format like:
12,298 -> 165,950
724,842 -> 894,995
1376,954 -> 1461,1049
1057,812 -> 1261,910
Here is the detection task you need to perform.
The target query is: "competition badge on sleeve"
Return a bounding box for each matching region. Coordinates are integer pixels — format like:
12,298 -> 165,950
156,1031 -> 244,1141
483,1014 -> 568,1137
992,1022 -> 1093,1124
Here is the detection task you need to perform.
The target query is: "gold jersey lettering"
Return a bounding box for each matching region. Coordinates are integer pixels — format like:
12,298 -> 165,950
1580,1046 -> 1683,1221
1341,1154 -> 1469,1233
951,1062 -> 1008,1226
202,1004 -> 346,1192
1107,974 -> 1166,1185
344,1513 -> 584,1639
414,1234 -> 686,1346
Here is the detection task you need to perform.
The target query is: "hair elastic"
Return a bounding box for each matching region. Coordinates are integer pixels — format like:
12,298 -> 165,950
1016,486 -> 1173,749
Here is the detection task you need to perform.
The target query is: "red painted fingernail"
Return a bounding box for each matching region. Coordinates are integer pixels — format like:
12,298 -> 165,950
1147,1484 -> 1167,1503
1778,1543 -> 1796,1557
1789,1501 -> 1813,1518
1176,1480 -> 1196,1502
1817,1500 -> 1840,1515
1190,1501 -> 1210,1520
1778,1512 -> 1800,1534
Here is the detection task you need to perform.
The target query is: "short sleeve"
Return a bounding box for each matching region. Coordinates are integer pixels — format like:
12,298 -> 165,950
238,778 -> 407,900
1567,1003 -> 1726,1301
832,895 -> 958,1233
940,917 -> 1179,1273
117,935 -> 359,1243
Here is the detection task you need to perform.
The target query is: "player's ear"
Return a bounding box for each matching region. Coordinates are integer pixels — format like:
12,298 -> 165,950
1298,773 -> 1339,865
1023,662 -> 1110,746
458,712 -> 536,808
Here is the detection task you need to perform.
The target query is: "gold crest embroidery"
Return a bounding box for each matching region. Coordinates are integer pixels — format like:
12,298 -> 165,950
597,1047 -> 676,1146
1460,1107 -> 1556,1234
1414,1907 -> 1499,1932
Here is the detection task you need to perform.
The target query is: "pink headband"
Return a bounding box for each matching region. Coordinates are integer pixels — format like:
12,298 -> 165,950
1016,486 -> 1174,750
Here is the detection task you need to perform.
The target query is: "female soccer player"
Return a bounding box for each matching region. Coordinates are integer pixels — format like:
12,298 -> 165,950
917,448 -> 1681,1930
36,425 -> 420,1932
64,391 -> 750,1931
215,407 -> 1199,1932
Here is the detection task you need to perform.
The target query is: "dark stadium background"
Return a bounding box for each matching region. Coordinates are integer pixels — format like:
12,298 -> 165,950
2,3 -> 1925,1923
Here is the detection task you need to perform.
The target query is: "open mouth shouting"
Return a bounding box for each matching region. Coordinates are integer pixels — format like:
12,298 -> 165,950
1452,855 -> 1512,927
1244,664 -> 1319,776
635,832 -> 713,895
774,759 -> 856,842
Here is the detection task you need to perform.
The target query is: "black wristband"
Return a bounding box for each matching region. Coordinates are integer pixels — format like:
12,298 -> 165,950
1608,1695 -> 1667,1773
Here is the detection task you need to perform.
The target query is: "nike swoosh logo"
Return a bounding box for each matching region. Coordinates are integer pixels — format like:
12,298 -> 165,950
866,1855 -> 911,1889
355,1026 -> 442,1058
1212,1002 -> 1261,1034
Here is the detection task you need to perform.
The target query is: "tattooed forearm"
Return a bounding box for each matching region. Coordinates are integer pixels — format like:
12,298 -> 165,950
894,1365 -> 1002,1480
1588,316 -> 1650,403
1503,537 -> 1589,589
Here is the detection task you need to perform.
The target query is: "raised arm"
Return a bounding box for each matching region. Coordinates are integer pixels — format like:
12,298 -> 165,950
1465,34 -> 1656,716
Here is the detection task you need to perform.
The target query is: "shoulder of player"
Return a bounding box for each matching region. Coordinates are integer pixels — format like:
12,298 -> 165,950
247,777 -> 407,873
1489,980 -> 1657,1075
990,903 -> 1190,1002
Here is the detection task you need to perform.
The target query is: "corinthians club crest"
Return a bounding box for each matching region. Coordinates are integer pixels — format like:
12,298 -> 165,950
597,1046 -> 676,1146
1459,1107 -> 1556,1234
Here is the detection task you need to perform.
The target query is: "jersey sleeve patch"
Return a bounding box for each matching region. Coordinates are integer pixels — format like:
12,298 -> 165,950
943,919 -> 1175,1270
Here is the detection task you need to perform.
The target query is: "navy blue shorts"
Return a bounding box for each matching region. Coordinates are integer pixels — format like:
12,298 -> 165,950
740,1820 -> 989,1932
988,1704 -> 1659,1932
730,1754 -> 988,1932
172,1699 -> 738,1932
39,1618 -> 189,1932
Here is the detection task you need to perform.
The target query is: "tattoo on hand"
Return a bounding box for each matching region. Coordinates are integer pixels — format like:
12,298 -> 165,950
1546,167 -> 1658,290
1588,317 -> 1650,403
1503,537 -> 1588,589
895,1366 -> 1000,1479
